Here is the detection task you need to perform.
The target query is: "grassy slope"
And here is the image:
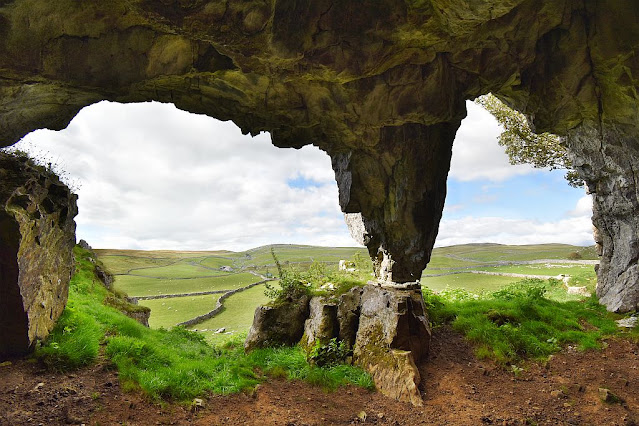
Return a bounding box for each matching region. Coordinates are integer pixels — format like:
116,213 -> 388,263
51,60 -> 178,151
36,246 -> 373,401
191,284 -> 270,341
113,272 -> 260,297
129,262 -> 227,279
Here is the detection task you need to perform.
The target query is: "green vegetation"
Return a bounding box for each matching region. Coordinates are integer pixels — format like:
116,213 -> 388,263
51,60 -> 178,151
424,279 -> 620,364
96,255 -> 173,274
191,284 -> 271,343
36,246 -> 373,401
139,294 -> 221,329
129,262 -> 226,279
476,94 -> 582,187
422,273 -> 523,293
114,273 -> 259,297
198,256 -> 235,269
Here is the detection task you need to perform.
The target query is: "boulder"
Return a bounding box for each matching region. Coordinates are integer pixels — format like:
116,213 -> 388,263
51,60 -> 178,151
0,153 -> 77,357
244,294 -> 311,352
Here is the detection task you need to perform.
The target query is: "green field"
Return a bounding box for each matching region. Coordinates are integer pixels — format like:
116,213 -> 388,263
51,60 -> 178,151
129,262 -> 227,279
97,255 -> 174,274
190,283 -> 270,342
113,272 -> 260,297
198,256 -> 236,269
97,243 -> 599,337
139,294 -> 220,328
474,263 -> 596,277
421,273 -> 521,293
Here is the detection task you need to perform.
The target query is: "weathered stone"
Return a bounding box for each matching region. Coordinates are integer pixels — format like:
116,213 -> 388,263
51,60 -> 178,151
244,295 -> 311,352
0,153 -> 77,357
336,287 -> 364,349
567,123 -> 639,312
300,297 -> 339,353
0,1 -> 639,308
353,285 -> 430,405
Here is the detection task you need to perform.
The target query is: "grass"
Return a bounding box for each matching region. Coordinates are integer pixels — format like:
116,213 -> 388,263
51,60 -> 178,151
97,255 -> 173,274
475,264 -> 596,278
35,246 -> 374,401
139,294 -> 221,329
129,263 -> 227,279
424,279 -> 621,365
421,273 -> 521,293
193,284 -> 271,342
113,272 -> 260,297
198,256 -> 235,269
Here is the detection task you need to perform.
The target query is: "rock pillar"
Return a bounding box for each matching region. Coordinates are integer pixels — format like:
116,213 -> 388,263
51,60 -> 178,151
331,121 -> 462,286
567,123 -> 639,312
0,153 -> 77,357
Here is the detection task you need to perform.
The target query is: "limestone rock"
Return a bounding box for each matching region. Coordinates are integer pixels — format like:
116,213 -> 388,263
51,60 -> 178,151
300,297 -> 339,353
353,285 -> 430,405
0,153 -> 77,357
567,124 -> 639,312
244,295 -> 311,352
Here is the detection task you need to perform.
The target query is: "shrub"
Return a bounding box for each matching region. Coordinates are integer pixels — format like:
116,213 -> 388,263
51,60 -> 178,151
308,338 -> 352,367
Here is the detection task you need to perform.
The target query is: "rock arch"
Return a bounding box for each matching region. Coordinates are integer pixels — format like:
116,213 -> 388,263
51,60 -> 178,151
0,0 -> 637,313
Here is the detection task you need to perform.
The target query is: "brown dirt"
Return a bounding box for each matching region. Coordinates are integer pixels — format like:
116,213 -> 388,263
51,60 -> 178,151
1,327 -> 637,425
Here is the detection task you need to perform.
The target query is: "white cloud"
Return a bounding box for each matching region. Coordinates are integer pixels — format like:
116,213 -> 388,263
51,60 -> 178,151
437,194 -> 594,247
449,101 -> 535,182
18,101 -> 353,251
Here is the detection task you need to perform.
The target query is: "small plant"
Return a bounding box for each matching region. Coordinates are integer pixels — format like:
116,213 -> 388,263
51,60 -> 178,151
264,248 -> 312,302
308,338 -> 352,367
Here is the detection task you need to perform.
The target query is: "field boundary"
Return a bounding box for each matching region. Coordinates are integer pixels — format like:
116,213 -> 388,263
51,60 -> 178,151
177,279 -> 272,328
130,290 -> 229,302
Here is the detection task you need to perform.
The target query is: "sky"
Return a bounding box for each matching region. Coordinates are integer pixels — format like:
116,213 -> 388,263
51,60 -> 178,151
13,100 -> 594,251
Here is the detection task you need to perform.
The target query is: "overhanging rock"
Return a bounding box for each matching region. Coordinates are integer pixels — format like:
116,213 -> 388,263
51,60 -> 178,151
0,1 -> 638,310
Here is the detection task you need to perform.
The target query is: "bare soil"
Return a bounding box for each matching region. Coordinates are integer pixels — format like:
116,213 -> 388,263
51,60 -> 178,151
1,327 -> 637,425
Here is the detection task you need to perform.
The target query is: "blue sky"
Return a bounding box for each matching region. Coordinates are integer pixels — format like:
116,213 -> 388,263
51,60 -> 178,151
11,100 -> 593,250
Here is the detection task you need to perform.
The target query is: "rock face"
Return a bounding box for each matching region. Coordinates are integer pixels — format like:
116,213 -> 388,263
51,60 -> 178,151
0,153 -> 77,357
567,124 -> 639,312
0,1 -> 638,309
353,286 -> 430,406
256,285 -> 430,405
244,294 -> 311,352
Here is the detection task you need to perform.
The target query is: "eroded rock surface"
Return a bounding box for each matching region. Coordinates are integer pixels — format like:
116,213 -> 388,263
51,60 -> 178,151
0,1 -> 638,308
0,153 -> 77,357
244,294 -> 311,352
253,285 -> 430,405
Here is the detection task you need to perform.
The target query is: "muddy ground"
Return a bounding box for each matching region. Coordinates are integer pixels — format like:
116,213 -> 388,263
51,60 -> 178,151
1,327 -> 637,425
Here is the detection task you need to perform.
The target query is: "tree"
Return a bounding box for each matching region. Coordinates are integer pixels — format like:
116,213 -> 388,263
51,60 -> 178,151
475,94 -> 582,187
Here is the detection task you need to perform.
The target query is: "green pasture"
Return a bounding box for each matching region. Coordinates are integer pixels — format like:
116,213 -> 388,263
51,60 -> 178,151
140,294 -> 220,329
129,262 -> 227,279
97,255 -> 173,274
199,256 -> 235,269
475,264 -> 596,278
241,245 -> 365,266
114,272 -> 260,297
432,243 -> 596,262
192,283 -> 271,343
421,273 -> 524,293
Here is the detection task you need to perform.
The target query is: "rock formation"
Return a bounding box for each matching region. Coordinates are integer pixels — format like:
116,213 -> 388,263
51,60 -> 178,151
0,153 -> 77,357
247,285 -> 431,405
0,2 -> 637,306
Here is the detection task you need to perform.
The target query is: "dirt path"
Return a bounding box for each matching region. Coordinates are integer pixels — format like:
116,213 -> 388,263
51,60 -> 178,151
1,328 -> 636,425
